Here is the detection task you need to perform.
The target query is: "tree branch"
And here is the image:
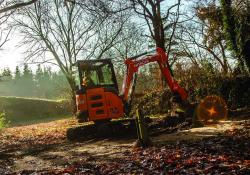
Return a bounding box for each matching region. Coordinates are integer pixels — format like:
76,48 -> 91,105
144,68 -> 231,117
0,0 -> 38,14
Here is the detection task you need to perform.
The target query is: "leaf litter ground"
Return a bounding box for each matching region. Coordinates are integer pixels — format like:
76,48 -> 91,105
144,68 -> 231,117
0,117 -> 249,174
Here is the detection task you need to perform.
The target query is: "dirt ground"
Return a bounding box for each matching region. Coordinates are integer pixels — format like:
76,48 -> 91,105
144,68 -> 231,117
0,117 -> 249,174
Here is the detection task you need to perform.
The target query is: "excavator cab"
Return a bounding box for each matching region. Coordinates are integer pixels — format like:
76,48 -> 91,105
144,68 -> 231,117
74,59 -> 124,122
76,59 -> 118,90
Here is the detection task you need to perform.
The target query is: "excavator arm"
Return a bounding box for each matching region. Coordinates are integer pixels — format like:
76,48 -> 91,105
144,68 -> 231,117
121,47 -> 188,107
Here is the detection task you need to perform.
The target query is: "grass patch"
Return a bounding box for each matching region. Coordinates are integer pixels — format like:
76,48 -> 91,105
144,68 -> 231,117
0,96 -> 72,126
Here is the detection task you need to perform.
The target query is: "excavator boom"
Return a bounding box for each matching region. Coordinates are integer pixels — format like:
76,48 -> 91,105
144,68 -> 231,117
122,47 -> 188,105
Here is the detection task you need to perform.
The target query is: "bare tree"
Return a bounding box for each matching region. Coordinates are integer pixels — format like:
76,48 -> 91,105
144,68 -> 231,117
128,0 -> 184,87
0,0 -> 38,14
180,1 -> 233,75
130,0 -> 182,51
0,0 -> 40,51
0,1 -> 11,50
0,11 -> 11,50
176,18 -> 232,75
87,16 -> 129,60
104,23 -> 146,61
13,0 -> 128,110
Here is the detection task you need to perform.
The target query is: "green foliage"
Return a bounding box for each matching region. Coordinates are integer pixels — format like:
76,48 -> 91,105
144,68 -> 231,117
220,76 -> 250,108
197,1 -> 250,72
236,11 -> 250,71
0,112 -> 8,129
18,64 -> 36,96
14,66 -> 21,80
173,62 -> 221,102
0,65 -> 69,99
131,89 -> 172,116
131,70 -> 249,117
174,63 -> 250,108
220,0 -> 238,53
220,0 -> 250,72
1,67 -> 12,78
0,96 -> 71,126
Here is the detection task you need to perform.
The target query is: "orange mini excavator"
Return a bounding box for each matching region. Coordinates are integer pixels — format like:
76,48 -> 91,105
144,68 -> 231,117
74,48 -> 187,122
67,47 -> 227,140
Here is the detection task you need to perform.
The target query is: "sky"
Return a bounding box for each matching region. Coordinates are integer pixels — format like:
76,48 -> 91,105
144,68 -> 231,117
0,32 -> 24,72
0,30 -> 58,73
0,0 -> 188,73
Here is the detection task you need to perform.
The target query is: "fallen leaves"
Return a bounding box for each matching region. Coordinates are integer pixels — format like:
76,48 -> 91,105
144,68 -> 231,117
0,119 -> 76,152
47,120 -> 249,175
0,119 -> 249,174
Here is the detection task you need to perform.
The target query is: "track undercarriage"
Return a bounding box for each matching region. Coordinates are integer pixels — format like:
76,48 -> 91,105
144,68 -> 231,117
67,118 -> 137,141
66,110 -> 193,141
66,95 -> 228,141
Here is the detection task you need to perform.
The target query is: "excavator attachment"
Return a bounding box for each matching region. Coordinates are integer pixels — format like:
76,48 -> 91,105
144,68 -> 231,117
197,95 -> 228,125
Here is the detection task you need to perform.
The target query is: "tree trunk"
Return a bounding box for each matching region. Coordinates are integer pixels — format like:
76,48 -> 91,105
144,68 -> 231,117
152,14 -> 168,89
70,87 -> 77,114
243,40 -> 250,72
66,75 -> 77,114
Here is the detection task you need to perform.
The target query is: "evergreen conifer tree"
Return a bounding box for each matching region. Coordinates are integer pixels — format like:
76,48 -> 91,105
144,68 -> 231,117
14,66 -> 21,80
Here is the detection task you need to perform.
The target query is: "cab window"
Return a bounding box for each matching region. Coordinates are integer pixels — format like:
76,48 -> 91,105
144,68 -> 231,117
101,64 -> 114,85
